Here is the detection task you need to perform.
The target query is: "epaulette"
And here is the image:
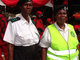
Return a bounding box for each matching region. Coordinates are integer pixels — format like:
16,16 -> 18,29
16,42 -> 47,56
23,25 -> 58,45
32,20 -> 36,25
8,17 -> 20,23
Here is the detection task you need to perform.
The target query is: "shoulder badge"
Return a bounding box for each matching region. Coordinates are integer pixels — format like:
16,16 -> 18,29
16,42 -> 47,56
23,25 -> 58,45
8,17 -> 20,23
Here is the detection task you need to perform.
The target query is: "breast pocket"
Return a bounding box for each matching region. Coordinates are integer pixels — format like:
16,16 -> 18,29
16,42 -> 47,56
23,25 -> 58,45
16,32 -> 33,44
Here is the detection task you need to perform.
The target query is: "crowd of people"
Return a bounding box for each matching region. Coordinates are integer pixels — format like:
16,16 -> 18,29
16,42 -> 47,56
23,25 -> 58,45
0,0 -> 80,60
0,8 -> 8,60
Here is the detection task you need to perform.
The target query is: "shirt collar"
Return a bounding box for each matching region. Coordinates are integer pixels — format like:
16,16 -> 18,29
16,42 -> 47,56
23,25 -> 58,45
16,13 -> 32,25
54,22 -> 71,31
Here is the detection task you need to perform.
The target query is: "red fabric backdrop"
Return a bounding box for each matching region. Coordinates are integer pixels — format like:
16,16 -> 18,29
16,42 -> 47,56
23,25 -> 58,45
1,0 -> 52,7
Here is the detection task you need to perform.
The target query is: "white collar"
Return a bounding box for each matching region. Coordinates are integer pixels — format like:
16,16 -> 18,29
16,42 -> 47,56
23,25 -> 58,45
54,22 -> 71,31
16,13 -> 32,25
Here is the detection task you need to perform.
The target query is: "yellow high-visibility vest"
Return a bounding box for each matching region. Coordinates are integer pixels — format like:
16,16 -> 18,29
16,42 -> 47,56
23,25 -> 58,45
47,24 -> 79,60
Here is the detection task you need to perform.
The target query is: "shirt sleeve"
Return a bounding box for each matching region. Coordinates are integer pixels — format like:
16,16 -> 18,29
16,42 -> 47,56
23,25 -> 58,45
39,27 -> 51,48
3,21 -> 16,44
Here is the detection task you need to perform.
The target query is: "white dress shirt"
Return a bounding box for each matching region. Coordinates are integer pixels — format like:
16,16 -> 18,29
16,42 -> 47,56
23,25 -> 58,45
4,14 -> 39,46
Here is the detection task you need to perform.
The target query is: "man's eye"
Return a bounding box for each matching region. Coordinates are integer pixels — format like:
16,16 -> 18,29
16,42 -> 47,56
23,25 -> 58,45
58,13 -> 67,15
63,13 -> 67,14
24,4 -> 32,6
29,4 -> 32,6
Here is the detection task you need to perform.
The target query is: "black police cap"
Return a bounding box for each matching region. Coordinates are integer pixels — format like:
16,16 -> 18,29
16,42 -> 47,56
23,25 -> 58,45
17,0 -> 32,6
54,5 -> 68,15
54,5 -> 68,11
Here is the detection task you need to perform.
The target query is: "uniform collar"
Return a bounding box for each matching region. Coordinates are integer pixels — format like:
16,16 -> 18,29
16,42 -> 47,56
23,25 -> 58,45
16,13 -> 32,24
54,22 -> 71,31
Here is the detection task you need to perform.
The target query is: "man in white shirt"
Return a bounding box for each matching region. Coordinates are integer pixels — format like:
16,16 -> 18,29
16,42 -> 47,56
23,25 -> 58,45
3,0 -> 40,60
39,5 -> 79,60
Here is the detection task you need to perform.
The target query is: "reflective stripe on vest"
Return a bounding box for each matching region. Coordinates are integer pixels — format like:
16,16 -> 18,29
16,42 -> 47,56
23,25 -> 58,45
48,47 -> 77,55
47,54 -> 64,60
47,53 -> 78,60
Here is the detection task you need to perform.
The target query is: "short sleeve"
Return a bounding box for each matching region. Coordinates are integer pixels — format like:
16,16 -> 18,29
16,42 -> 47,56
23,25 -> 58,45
3,21 -> 16,44
39,27 -> 51,48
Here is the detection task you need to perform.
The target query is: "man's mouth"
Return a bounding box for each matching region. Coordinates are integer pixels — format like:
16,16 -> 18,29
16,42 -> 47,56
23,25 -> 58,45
60,17 -> 66,20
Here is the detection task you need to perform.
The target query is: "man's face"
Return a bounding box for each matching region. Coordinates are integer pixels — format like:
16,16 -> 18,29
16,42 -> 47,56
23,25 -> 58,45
21,2 -> 33,15
56,9 -> 67,24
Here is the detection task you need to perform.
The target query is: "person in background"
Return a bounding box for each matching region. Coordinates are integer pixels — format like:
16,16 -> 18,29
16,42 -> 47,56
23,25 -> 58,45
45,18 -> 52,27
73,13 -> 80,42
39,5 -> 79,60
0,9 -> 8,60
3,0 -> 40,60
37,28 -> 43,39
73,11 -> 80,60
33,11 -> 45,34
31,15 -> 36,20
74,25 -> 80,42
74,22 -> 80,60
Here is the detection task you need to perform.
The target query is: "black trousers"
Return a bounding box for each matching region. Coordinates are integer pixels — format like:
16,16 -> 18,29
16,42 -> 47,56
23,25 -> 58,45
13,44 -> 41,60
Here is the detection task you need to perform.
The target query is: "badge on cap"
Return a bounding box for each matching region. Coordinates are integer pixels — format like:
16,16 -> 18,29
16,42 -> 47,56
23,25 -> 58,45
28,0 -> 32,1
25,0 -> 32,2
63,6 -> 68,10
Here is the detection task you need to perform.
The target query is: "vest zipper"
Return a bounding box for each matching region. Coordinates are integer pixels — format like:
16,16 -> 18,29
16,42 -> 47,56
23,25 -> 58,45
58,30 -> 71,60
64,31 -> 70,60
66,42 -> 70,60
63,31 -> 70,60
55,25 -> 71,60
